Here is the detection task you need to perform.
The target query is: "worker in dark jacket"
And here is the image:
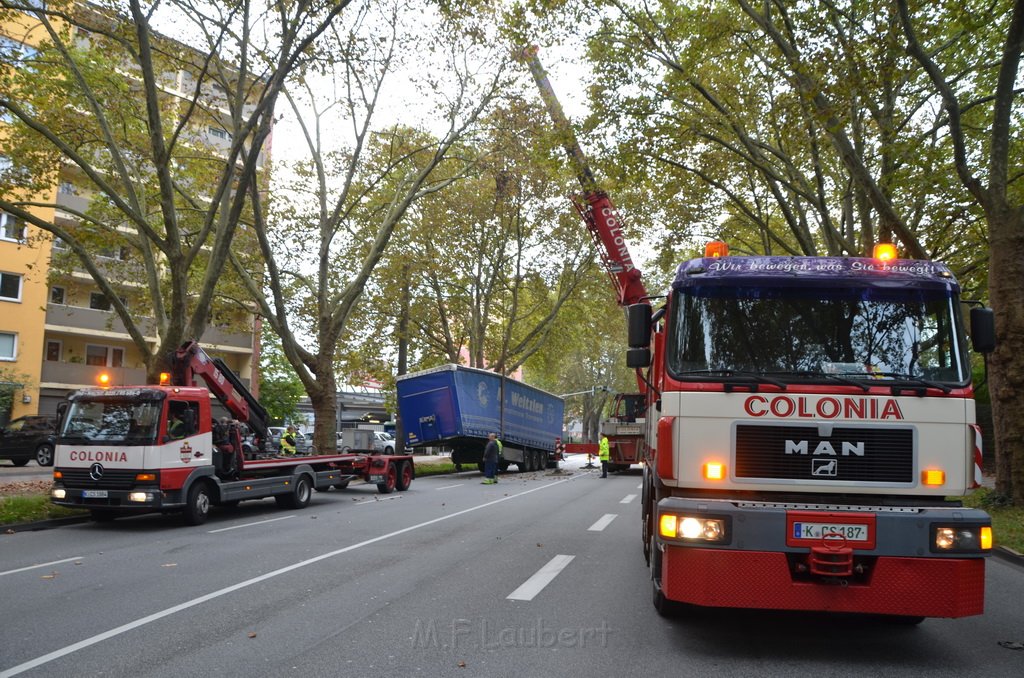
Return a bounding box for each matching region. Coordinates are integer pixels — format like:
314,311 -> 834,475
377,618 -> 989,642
482,433 -> 499,484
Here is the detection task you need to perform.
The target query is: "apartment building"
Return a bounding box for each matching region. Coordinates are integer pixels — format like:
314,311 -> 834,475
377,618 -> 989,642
1,4 -> 265,425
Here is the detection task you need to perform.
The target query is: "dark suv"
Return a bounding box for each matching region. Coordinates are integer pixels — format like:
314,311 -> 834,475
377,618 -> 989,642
0,415 -> 57,467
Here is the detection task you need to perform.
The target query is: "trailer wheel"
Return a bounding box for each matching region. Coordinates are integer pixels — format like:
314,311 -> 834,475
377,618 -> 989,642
396,461 -> 413,491
277,474 -> 313,509
183,482 -> 212,526
377,463 -> 397,494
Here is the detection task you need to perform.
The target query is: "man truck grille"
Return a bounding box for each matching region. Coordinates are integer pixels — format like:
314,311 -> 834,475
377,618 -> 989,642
734,425 -> 914,483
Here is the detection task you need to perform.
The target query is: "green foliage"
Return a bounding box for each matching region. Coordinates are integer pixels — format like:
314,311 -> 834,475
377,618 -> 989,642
0,494 -> 86,526
961,488 -> 1024,553
257,327 -> 304,425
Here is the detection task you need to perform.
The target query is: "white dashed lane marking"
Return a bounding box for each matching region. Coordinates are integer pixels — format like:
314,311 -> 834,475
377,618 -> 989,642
588,514 -> 617,532
507,555 -> 576,601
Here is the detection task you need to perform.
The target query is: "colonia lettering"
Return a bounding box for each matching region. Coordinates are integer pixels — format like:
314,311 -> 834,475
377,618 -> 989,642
743,395 -> 904,420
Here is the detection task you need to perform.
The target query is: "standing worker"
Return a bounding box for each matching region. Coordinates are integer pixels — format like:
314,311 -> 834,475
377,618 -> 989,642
280,425 -> 298,456
599,434 -> 610,478
482,432 -> 499,484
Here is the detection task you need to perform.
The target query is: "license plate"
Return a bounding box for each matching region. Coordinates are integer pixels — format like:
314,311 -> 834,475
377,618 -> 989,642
793,522 -> 869,542
82,490 -> 109,499
369,475 -> 384,482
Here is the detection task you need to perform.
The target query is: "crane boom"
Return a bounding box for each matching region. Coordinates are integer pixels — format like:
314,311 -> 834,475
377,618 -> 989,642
517,46 -> 648,307
170,340 -> 271,448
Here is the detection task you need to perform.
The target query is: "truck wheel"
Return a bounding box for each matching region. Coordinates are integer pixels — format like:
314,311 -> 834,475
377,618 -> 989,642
396,461 -> 413,491
35,444 -> 55,467
277,474 -> 313,509
333,480 -> 350,491
183,482 -> 212,526
377,463 -> 397,494
11,458 -> 29,467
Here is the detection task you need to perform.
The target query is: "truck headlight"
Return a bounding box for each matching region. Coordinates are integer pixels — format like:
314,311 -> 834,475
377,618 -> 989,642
659,514 -> 728,542
128,492 -> 154,503
51,489 -> 66,500
932,525 -> 992,552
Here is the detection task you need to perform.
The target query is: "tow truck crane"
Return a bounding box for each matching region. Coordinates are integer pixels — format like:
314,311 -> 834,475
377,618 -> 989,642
51,341 -> 415,525
518,45 -> 648,471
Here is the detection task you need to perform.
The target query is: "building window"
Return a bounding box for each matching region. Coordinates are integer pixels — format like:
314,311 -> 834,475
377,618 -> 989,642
209,126 -> 231,141
89,292 -> 111,310
50,286 -> 65,304
0,272 -> 22,302
46,340 -> 61,361
0,211 -> 25,242
0,332 -> 14,360
58,181 -> 77,195
86,344 -> 123,367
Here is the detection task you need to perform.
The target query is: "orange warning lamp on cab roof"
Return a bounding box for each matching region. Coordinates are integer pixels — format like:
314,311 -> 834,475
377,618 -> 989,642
159,372 -> 171,386
705,241 -> 729,258
874,243 -> 898,261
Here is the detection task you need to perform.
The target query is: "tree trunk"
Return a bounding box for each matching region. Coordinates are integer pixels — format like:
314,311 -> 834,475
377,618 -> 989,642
307,367 -> 339,455
986,208 -> 1024,502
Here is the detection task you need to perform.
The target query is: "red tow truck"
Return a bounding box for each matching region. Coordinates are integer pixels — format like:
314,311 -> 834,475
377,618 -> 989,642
523,48 -> 996,621
51,341 -> 415,525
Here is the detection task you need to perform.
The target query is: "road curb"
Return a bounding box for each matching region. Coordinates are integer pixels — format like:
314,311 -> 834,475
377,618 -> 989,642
993,545 -> 1024,569
3,514 -> 91,533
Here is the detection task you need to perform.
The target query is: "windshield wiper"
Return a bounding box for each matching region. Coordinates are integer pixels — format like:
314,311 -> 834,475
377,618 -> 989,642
763,371 -> 870,393
868,372 -> 953,395
677,369 -> 787,391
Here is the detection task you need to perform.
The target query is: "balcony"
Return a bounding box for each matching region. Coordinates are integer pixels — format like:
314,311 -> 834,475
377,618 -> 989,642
46,303 -> 157,337
45,304 -> 252,351
40,360 -> 251,390
41,361 -> 146,388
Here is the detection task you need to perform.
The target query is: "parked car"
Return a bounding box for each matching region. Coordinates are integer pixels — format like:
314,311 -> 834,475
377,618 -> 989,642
372,431 -> 395,455
0,415 -> 57,467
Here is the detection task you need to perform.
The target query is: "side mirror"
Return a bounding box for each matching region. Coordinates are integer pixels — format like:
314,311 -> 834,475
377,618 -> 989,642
627,303 -> 652,347
969,307 -> 995,353
627,347 -> 652,369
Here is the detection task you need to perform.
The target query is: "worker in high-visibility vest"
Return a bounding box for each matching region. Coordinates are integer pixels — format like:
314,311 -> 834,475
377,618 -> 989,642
280,425 -> 298,456
599,435 -> 610,478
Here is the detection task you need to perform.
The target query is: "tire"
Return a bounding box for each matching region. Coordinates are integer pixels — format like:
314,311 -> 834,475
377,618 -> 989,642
89,509 -> 117,522
277,474 -> 313,509
651,551 -> 680,618
377,462 -> 397,494
385,446 -> 394,455
35,444 -> 55,467
333,480 -> 350,491
183,482 -> 213,526
395,460 -> 413,491
11,458 -> 29,467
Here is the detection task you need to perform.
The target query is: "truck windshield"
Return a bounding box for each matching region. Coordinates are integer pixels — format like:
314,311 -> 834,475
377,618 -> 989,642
666,285 -> 969,384
60,398 -> 163,444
